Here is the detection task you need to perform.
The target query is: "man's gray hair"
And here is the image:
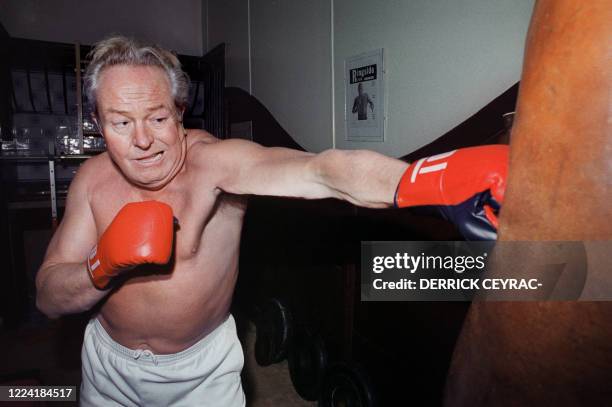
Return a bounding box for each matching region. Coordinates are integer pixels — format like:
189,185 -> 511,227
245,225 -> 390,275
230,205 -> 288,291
84,36 -> 190,114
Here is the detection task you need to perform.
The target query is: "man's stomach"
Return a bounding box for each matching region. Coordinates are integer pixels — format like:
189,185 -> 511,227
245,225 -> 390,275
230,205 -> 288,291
96,263 -> 238,354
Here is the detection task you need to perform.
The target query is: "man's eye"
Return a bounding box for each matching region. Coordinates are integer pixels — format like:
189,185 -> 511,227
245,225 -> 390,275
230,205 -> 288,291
154,117 -> 167,124
113,121 -> 129,127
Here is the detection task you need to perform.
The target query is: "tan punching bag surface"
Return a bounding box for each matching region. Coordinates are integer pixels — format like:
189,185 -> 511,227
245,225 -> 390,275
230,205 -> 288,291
445,0 -> 612,405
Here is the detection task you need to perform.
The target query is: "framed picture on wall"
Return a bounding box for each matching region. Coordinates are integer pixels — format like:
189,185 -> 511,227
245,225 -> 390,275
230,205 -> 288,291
345,48 -> 385,142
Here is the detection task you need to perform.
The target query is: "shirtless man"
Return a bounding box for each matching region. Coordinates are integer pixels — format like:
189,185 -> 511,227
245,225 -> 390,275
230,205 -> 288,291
35,37 -> 506,406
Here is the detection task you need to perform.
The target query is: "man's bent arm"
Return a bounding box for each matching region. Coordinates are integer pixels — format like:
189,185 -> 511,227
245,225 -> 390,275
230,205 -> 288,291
445,1 -> 612,405
36,261 -> 109,319
36,160 -> 109,319
205,139 -> 408,208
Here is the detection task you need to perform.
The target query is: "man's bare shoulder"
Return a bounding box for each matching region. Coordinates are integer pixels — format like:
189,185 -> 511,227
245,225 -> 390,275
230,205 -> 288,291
72,152 -> 115,189
77,152 -> 112,174
185,129 -> 257,165
186,128 -> 219,147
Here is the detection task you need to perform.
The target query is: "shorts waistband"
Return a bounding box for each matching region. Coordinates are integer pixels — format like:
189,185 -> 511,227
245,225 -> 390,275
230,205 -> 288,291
89,314 -> 233,366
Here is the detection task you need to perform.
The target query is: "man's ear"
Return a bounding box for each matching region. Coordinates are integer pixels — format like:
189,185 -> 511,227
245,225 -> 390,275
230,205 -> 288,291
178,107 -> 186,133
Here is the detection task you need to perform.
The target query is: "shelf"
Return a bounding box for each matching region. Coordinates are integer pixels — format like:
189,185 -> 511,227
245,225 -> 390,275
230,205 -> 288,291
56,154 -> 97,160
1,154 -> 99,162
0,155 -> 52,163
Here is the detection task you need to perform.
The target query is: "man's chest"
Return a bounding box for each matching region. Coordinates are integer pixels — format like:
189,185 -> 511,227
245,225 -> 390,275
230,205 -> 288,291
91,182 -> 246,259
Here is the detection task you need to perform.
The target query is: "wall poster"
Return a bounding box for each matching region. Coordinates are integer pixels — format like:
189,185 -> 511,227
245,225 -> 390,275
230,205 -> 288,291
345,48 -> 385,142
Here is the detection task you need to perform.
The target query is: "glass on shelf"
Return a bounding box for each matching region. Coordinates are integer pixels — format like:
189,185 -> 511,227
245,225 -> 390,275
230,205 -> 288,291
83,116 -> 97,133
55,124 -> 106,155
1,139 -> 16,154
55,124 -> 80,155
84,134 -> 106,151
1,127 -> 14,155
1,127 -> 48,157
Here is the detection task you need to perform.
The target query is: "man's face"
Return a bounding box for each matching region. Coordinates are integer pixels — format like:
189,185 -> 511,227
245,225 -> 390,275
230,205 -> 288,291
95,65 -> 187,190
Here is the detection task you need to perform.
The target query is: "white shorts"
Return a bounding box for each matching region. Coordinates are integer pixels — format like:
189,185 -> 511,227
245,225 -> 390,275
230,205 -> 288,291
80,315 -> 246,407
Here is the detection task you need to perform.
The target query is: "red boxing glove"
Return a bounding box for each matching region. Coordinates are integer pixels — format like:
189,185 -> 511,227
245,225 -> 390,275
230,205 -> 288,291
395,145 -> 509,240
87,201 -> 174,289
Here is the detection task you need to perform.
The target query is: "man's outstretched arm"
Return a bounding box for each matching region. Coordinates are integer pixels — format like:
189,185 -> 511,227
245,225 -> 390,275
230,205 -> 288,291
199,137 -> 507,239
201,138 -> 409,208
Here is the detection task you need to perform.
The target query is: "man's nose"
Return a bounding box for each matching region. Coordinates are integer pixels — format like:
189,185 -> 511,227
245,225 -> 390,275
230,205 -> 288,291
133,122 -> 154,149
